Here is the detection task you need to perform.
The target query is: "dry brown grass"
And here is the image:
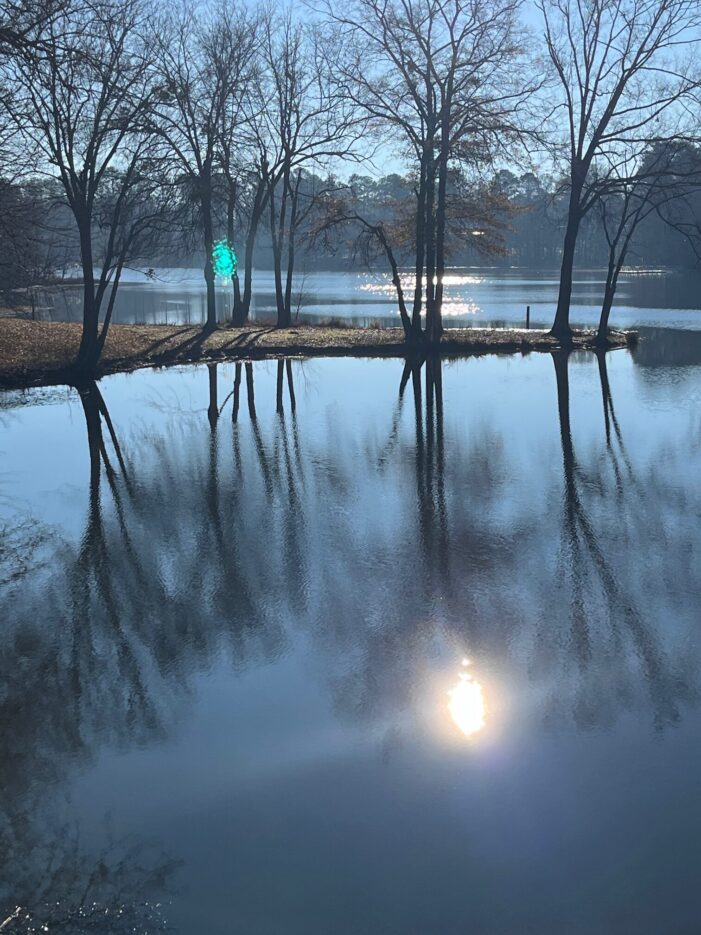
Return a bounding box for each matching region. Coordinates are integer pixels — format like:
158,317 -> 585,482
0,319 -> 635,389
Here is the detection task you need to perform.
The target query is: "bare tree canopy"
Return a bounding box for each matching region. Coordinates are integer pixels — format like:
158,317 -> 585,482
150,0 -> 260,330
312,0 -> 536,341
0,0 -> 169,371
0,0 -> 69,55
251,6 -> 364,326
538,0 -> 701,338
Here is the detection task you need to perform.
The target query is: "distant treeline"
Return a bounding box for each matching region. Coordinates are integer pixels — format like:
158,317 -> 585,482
3,161 -> 701,299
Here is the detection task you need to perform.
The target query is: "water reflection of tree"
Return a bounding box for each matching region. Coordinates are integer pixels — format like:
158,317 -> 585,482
1,382 -> 184,933
326,354 -> 540,724
318,352 -> 700,731
405,357 -> 449,588
0,370 -> 292,931
6,355 -> 698,755
1,828 -> 177,935
2,352 -> 701,914
0,518 -> 50,587
542,351 -> 699,729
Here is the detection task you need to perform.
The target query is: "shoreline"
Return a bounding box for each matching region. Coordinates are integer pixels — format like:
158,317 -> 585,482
0,319 -> 636,391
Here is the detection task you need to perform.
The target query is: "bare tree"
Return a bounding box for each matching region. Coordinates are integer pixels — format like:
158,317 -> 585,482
312,167 -> 512,339
234,157 -> 271,325
212,4 -> 260,325
0,180 -> 56,307
313,186 -> 415,335
538,0 -> 701,339
317,0 -> 530,343
0,0 -> 68,55
152,1 -> 255,330
2,0 -> 162,372
252,7 -> 363,328
594,141 -> 701,343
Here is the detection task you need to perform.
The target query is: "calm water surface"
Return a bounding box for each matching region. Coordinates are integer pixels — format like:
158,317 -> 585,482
1,338 -> 701,932
32,266 -> 701,330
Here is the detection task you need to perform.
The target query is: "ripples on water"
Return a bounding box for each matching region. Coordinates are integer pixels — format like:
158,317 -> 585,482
1,340 -> 700,933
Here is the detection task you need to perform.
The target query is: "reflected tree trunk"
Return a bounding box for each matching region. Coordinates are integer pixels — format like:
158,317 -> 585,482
553,350 -> 591,664
73,381 -> 156,733
232,363 -> 242,424
595,350 -> 633,486
243,363 -> 272,492
405,356 -> 448,587
207,363 -> 219,432
205,365 -> 223,547
276,360 -> 284,414
552,351 -> 680,723
286,360 -> 296,412
245,362 -> 256,420
276,359 -> 298,416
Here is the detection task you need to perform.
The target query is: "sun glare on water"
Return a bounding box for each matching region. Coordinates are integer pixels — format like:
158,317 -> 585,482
448,658 -> 486,737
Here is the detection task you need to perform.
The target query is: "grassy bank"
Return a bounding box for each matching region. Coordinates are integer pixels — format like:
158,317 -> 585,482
0,319 -> 636,390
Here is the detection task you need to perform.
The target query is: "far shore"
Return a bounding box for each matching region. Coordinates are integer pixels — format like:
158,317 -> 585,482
0,319 -> 636,391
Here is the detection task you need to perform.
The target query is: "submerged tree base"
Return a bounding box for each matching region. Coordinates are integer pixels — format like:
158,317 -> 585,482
0,319 -> 636,390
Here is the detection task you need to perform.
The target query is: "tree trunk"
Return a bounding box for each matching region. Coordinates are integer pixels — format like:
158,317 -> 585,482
203,258 -> 216,330
227,183 -> 242,326
283,172 -> 301,324
95,263 -> 124,359
232,274 -> 243,325
551,177 -> 584,340
75,220 -> 100,373
424,154 -> 437,341
433,127 -> 449,336
270,176 -> 290,328
411,152 -> 428,335
597,252 -> 625,345
201,181 -> 217,331
241,179 -> 266,322
597,280 -> 615,345
376,225 -> 412,340
551,215 -> 579,339
270,219 -> 286,327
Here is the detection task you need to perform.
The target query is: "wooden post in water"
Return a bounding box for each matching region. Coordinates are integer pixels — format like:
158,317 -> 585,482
526,305 -> 530,329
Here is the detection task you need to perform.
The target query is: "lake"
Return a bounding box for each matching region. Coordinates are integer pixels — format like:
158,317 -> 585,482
30,265 -> 701,331
2,278 -> 701,933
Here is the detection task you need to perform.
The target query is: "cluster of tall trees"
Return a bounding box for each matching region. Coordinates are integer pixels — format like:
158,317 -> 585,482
0,0 -> 362,370
1,0 -> 701,372
539,0 -> 701,339
312,0 -> 535,342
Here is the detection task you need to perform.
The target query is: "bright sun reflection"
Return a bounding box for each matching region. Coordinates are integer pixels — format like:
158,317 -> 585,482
448,659 -> 486,737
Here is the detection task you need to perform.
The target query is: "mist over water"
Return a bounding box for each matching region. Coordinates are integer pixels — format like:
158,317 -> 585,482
2,331 -> 701,933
